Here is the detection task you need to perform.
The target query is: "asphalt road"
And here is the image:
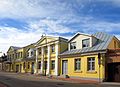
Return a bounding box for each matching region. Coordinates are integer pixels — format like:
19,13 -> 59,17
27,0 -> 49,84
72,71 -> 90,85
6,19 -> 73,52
0,71 -> 119,87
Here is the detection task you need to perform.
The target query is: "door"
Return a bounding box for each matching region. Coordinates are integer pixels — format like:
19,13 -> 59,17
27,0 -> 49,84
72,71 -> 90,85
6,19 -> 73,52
107,63 -> 120,82
20,64 -> 22,73
16,65 -> 19,73
62,60 -> 68,75
31,62 -> 34,74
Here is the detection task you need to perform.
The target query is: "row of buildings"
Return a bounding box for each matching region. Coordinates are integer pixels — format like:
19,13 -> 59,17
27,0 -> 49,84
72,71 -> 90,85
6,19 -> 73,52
2,32 -> 120,82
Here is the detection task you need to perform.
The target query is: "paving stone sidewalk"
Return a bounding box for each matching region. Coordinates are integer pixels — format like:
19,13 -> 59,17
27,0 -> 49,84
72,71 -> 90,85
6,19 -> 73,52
0,82 -> 7,87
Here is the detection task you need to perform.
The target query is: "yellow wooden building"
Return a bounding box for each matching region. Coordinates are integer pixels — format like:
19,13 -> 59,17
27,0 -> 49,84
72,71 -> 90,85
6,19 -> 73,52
6,46 -> 22,72
35,36 -> 68,76
5,32 -> 120,82
6,36 -> 68,76
60,32 -> 120,81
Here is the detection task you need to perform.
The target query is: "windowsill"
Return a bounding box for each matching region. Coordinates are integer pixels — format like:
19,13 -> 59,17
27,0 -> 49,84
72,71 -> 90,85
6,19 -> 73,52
86,71 -> 97,74
74,70 -> 82,73
51,69 -> 55,71
51,52 -> 55,54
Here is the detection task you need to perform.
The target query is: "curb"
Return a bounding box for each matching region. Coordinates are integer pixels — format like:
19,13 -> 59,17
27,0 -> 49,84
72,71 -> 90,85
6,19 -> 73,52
0,82 -> 8,87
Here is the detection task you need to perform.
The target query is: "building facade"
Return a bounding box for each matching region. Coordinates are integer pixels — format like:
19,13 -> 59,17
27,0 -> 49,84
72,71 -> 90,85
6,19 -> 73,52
4,32 -> 120,82
60,32 -> 120,81
5,36 -> 68,76
35,36 -> 68,76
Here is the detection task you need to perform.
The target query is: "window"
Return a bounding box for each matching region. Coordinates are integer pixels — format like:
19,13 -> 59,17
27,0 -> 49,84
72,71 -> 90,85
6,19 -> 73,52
19,53 -> 20,58
75,59 -> 81,71
38,48 -> 41,55
82,39 -> 90,48
44,47 -> 48,54
16,53 -> 17,59
38,61 -> 41,69
21,52 -> 22,58
28,62 -> 30,69
114,41 -> 117,48
51,60 -> 55,70
31,51 -> 34,56
23,62 -> 26,69
87,57 -> 95,71
12,64 -> 14,70
12,54 -> 14,59
51,45 -> 55,53
44,61 -> 47,69
70,42 -> 76,50
9,55 -> 11,61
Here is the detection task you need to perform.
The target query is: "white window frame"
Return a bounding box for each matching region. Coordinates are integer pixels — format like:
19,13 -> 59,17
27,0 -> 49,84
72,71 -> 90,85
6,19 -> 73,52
82,38 -> 90,48
70,42 -> 76,50
75,58 -> 81,71
87,57 -> 95,71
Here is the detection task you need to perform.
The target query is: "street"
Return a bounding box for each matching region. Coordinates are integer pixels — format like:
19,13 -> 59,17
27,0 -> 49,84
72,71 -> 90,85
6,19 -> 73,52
0,71 -> 119,87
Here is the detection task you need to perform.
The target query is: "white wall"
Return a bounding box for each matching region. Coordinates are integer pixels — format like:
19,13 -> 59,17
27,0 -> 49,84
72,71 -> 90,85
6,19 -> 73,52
69,34 -> 97,50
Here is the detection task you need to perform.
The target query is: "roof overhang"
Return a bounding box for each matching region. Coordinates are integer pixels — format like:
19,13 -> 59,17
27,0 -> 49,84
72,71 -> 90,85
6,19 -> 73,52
59,50 -> 107,58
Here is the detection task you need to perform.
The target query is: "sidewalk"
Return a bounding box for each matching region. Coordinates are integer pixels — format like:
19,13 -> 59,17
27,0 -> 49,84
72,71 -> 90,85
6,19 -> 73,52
0,82 -> 7,87
101,82 -> 120,85
48,76 -> 99,84
18,73 -> 99,84
32,73 -> 99,84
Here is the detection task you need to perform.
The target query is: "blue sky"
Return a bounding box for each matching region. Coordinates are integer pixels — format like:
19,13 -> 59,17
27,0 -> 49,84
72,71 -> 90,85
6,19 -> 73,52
1,0 -> 120,53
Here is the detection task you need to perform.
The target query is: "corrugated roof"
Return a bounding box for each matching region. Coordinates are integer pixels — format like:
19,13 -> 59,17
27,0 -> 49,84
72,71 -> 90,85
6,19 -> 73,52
11,46 -> 21,50
60,32 -> 113,55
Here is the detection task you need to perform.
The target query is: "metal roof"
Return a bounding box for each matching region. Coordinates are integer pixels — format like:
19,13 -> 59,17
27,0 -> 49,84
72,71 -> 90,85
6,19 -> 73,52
60,32 -> 113,55
11,46 -> 22,50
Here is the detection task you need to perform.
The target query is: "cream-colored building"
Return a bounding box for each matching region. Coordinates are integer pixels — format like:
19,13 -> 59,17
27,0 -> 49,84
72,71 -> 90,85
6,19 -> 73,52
35,36 -> 68,76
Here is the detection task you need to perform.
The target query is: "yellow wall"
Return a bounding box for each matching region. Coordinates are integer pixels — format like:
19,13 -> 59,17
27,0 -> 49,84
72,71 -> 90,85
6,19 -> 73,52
61,54 -> 105,79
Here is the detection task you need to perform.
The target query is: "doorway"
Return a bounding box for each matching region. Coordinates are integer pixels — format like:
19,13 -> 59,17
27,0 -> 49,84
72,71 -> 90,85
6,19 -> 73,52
62,60 -> 68,75
107,63 -> 120,82
31,62 -> 34,74
16,65 -> 19,73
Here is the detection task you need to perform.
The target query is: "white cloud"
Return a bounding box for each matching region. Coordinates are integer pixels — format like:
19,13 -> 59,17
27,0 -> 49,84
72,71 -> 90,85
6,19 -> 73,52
28,19 -> 77,34
81,20 -> 120,34
0,0 -> 120,54
0,24 -> 71,53
0,27 -> 42,53
0,0 -> 75,19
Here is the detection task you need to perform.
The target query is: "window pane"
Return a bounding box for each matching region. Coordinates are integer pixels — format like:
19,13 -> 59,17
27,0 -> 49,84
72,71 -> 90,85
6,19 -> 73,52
38,61 -> 41,69
87,57 -> 95,71
28,62 -> 30,69
82,39 -> 90,48
70,42 -> 76,50
51,45 -> 55,53
75,59 -> 81,70
44,61 -> 47,69
51,60 -> 55,70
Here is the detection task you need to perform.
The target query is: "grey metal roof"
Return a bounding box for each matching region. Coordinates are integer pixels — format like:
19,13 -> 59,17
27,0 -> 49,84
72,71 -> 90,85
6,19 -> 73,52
60,32 -> 113,55
11,46 -> 21,50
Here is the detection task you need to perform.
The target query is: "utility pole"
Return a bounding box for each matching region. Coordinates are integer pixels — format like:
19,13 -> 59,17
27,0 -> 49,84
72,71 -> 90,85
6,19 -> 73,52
98,53 -> 101,83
